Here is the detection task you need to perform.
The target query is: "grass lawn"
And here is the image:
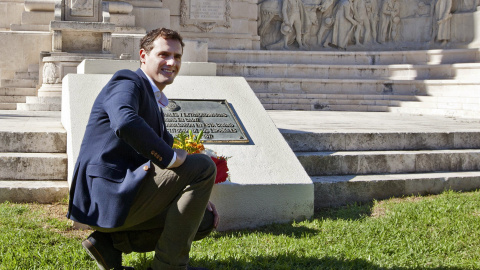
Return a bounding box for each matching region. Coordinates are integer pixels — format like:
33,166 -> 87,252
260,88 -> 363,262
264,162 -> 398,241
1,190 -> 480,269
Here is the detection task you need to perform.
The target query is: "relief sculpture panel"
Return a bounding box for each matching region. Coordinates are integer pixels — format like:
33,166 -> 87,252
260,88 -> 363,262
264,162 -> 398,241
258,0 -> 480,50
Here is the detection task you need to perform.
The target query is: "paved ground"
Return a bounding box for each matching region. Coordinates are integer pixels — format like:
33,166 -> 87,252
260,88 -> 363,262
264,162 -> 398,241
2,110 -> 480,135
268,110 -> 480,134
0,110 -> 64,132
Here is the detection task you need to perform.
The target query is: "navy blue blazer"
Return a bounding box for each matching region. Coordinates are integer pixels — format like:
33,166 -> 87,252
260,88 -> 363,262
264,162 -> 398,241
67,69 -> 175,228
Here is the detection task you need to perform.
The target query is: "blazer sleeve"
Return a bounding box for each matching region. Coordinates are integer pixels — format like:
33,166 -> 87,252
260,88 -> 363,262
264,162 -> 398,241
103,77 -> 175,169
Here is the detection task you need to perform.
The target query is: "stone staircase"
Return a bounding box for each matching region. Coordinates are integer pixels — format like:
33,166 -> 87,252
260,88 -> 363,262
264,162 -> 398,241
0,64 -> 38,110
210,48 -> 480,118
0,110 -> 68,203
0,64 -> 62,112
270,111 -> 480,210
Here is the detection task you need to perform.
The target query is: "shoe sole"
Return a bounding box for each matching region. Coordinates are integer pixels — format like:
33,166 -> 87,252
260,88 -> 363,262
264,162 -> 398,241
82,239 -> 109,270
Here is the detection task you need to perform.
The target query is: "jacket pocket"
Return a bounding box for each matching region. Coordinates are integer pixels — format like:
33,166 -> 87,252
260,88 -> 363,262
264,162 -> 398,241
87,164 -> 125,183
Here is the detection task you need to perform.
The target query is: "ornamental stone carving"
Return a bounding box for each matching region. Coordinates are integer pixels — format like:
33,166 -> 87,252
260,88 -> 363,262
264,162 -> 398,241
43,62 -> 58,84
258,0 -> 480,50
180,0 -> 231,32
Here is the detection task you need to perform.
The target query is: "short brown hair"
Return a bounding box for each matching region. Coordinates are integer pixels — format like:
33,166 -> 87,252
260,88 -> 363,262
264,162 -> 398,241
140,28 -> 185,54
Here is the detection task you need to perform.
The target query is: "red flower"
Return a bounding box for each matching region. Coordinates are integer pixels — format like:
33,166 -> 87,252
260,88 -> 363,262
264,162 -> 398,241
211,156 -> 229,184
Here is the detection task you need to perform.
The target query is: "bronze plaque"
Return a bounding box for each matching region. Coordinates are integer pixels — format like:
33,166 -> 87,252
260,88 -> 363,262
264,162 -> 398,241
164,99 -> 248,143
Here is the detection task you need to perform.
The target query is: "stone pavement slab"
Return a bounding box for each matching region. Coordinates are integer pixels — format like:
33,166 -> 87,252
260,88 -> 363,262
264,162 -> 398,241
268,111 -> 480,133
0,110 -> 65,132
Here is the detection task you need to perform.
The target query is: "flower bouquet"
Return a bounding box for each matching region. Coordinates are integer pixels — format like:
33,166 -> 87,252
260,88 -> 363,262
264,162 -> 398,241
173,130 -> 229,184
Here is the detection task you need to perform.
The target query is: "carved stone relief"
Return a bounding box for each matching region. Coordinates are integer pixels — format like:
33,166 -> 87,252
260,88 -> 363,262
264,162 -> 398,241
65,0 -> 101,21
180,0 -> 231,32
43,63 -> 58,84
258,0 -> 480,50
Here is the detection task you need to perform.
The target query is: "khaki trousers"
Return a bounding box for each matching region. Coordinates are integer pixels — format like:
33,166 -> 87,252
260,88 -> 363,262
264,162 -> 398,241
93,154 -> 216,270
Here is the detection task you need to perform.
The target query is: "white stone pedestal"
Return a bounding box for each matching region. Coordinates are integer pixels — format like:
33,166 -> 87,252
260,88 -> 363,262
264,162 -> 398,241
62,59 -> 314,231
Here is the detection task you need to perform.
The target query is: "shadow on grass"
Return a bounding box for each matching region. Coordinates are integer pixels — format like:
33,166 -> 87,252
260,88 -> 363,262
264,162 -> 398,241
130,254 -> 469,270
192,255 -> 472,269
315,201 -> 375,221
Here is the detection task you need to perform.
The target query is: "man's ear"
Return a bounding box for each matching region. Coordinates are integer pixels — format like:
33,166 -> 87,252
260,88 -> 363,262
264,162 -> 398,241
139,49 -> 146,64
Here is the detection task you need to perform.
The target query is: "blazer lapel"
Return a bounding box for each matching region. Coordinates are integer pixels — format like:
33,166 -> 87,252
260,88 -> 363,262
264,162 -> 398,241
135,69 -> 165,138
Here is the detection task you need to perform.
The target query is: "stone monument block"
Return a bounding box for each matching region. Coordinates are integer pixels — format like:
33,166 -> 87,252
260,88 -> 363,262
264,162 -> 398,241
62,59 -> 314,230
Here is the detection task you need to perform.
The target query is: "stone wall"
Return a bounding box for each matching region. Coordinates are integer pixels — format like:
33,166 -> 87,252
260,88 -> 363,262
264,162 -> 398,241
0,0 -> 23,30
164,0 -> 260,49
0,31 -> 51,79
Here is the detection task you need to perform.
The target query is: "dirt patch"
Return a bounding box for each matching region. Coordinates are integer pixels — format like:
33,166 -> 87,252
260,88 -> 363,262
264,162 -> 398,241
370,196 -> 426,218
29,202 -> 91,239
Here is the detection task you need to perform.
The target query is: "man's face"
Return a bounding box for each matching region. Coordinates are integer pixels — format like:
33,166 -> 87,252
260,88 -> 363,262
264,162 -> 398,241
140,36 -> 182,91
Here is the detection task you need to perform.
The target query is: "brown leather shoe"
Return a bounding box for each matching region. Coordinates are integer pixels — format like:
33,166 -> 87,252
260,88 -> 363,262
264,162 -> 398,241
82,231 -> 134,270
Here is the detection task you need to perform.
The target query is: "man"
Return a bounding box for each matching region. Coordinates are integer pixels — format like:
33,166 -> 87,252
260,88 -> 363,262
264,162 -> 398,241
378,0 -> 400,44
331,0 -> 359,49
431,0 -> 453,45
67,28 -> 218,270
281,0 -> 309,49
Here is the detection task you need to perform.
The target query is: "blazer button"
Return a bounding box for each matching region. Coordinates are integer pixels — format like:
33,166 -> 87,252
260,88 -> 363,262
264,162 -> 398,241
143,165 -> 149,171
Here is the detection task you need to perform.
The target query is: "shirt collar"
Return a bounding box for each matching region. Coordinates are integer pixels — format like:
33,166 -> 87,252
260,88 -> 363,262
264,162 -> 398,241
140,68 -> 169,108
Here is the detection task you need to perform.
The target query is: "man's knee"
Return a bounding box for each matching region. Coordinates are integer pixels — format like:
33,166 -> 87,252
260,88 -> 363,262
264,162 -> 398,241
194,154 -> 217,175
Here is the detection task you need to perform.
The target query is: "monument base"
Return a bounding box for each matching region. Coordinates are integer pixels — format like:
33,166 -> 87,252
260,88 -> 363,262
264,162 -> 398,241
62,59 -> 314,230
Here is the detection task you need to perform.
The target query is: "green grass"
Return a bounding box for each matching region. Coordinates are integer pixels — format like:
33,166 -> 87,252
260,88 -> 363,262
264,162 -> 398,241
2,190 -> 480,269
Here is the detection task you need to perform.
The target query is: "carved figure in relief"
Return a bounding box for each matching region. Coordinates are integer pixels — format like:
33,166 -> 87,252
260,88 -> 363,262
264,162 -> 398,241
43,63 -> 58,84
331,0 -> 360,49
431,0 -> 452,45
455,0 -> 477,12
303,3 -> 321,47
414,1 -> 431,17
365,0 -> 379,43
258,0 -> 283,48
316,0 -> 336,47
281,0 -> 310,49
378,0 -> 400,43
353,0 -> 371,45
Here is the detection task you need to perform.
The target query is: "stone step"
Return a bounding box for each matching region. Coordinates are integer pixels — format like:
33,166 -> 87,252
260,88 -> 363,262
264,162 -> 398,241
0,96 -> 26,103
16,103 -> 61,111
217,63 -> 480,80
28,64 -> 39,73
0,103 -> 17,110
297,149 -> 480,176
256,93 -> 419,101
263,100 -> 393,111
388,106 -> 480,119
282,131 -> 480,152
25,96 -> 62,105
0,131 -> 66,153
14,71 -> 38,80
209,48 -> 480,65
0,87 -> 36,96
1,79 -> 37,88
394,99 -> 480,111
259,97 -> 401,106
313,171 -> 480,208
247,78 -> 480,97
0,153 -> 67,180
0,180 -> 69,203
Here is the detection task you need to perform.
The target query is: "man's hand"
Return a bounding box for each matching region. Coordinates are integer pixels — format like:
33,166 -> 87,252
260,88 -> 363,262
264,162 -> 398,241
207,201 -> 220,229
169,148 -> 187,168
